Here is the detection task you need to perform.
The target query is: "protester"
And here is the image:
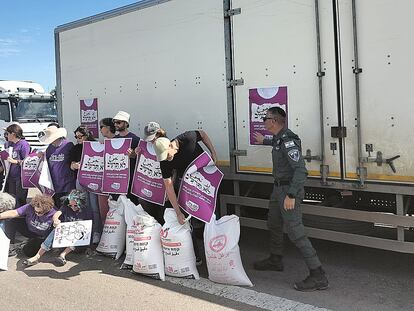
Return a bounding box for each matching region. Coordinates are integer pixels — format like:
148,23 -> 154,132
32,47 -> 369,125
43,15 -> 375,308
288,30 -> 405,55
38,126 -> 76,207
23,190 -> 92,266
113,111 -> 140,204
69,125 -> 101,243
153,130 -> 218,264
0,194 -> 56,257
0,192 -> 16,230
253,106 -> 329,291
4,123 -> 30,208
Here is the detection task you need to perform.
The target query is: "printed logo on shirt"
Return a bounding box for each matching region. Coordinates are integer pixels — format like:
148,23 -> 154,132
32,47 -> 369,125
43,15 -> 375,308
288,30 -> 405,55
30,219 -> 50,231
12,151 -> 18,159
288,149 -> 300,162
50,153 -> 65,162
284,141 -> 295,148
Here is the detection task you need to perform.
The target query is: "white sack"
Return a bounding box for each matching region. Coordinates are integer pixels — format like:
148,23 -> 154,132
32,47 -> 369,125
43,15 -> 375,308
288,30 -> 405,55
0,228 -> 10,271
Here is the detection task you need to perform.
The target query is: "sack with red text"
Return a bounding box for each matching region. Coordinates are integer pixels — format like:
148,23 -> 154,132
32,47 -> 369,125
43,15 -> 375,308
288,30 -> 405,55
96,195 -> 126,259
132,214 -> 165,280
204,214 -> 252,286
160,209 -> 199,279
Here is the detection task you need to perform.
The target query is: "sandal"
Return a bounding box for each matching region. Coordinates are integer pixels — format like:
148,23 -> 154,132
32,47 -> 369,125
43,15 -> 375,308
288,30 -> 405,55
56,256 -> 67,266
23,259 -> 39,266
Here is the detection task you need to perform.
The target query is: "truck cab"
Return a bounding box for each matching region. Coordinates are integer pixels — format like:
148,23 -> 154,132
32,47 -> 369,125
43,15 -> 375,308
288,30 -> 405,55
0,80 -> 58,150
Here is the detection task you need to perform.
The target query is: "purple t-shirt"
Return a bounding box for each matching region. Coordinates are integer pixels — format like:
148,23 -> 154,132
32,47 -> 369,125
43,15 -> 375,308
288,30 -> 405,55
16,203 -> 56,237
7,139 -> 30,180
46,139 -> 76,193
60,204 -> 92,222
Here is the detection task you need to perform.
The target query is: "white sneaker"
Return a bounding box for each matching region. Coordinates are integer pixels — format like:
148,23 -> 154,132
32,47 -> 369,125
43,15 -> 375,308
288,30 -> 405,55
92,232 -> 101,244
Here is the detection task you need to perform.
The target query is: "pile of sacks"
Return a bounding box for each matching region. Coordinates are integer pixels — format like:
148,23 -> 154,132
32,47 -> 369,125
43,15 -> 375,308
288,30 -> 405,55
96,195 -> 252,286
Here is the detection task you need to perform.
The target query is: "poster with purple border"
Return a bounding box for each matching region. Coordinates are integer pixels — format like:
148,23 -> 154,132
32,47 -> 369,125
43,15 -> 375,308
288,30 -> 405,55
21,152 -> 40,189
29,156 -> 55,197
80,98 -> 99,138
102,138 -> 131,194
78,141 -> 104,194
249,87 -> 288,145
177,152 -> 224,223
131,140 -> 166,206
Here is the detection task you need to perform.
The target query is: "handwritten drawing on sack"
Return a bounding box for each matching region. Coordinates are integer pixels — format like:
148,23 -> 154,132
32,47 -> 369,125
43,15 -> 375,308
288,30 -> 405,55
249,86 -> 288,145
78,141 -> 104,194
52,220 -> 92,248
132,140 -> 166,205
29,156 -> 55,196
21,152 -> 40,189
177,152 -> 224,223
102,138 -> 132,194
80,98 -> 99,138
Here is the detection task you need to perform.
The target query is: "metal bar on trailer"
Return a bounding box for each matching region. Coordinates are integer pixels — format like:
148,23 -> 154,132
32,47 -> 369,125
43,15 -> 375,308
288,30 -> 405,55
396,194 -> 405,241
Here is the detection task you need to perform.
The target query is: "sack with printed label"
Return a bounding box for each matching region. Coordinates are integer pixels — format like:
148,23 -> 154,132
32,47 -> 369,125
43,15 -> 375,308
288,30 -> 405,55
160,209 -> 199,279
96,195 -> 127,259
123,197 -> 146,267
132,214 -> 165,280
204,214 -> 253,286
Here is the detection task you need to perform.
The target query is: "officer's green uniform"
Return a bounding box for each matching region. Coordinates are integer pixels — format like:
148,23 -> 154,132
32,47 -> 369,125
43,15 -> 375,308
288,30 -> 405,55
264,128 -> 321,270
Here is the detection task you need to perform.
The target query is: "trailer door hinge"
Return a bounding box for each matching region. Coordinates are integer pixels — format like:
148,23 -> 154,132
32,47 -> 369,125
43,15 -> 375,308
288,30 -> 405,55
227,78 -> 244,87
231,149 -> 247,157
224,8 -> 241,17
331,126 -> 347,138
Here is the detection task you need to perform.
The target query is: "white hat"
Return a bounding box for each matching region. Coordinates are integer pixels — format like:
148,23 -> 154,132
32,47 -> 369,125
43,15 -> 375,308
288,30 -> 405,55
144,121 -> 161,142
153,137 -> 171,161
38,126 -> 67,144
113,111 -> 130,123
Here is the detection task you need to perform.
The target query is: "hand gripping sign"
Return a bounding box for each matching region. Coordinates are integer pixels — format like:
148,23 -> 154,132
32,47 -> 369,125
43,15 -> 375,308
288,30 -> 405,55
102,138 -> 132,194
132,140 -> 166,205
21,152 -> 41,189
29,155 -> 55,196
80,98 -> 99,138
177,152 -> 224,223
78,141 -> 104,194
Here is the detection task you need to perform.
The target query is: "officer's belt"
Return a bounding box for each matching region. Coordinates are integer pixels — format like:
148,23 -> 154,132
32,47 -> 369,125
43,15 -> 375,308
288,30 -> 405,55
274,179 -> 291,186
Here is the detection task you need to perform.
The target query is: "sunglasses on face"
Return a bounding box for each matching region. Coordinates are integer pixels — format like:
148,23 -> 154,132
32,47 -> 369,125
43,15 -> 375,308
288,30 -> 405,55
262,117 -> 275,121
75,134 -> 85,139
113,120 -> 123,125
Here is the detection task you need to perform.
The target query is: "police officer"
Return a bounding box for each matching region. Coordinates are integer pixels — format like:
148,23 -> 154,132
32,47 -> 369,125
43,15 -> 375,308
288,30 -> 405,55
253,107 -> 328,291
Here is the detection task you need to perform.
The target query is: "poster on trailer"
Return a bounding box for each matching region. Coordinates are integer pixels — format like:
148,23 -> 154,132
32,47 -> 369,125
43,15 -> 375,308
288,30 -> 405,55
80,98 -> 99,138
102,138 -> 131,194
249,86 -> 288,145
177,152 -> 223,223
78,141 -> 105,194
131,140 -> 166,206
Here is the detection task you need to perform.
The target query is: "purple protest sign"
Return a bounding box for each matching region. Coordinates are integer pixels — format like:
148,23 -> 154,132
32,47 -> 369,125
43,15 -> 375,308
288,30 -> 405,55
131,140 -> 166,206
29,156 -> 55,196
102,138 -> 132,194
78,141 -> 104,194
21,152 -> 40,189
249,87 -> 288,145
177,152 -> 224,223
80,98 -> 99,138
0,150 -> 9,161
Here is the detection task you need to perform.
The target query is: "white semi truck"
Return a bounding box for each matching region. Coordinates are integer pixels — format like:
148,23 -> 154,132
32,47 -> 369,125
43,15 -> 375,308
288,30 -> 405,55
0,80 -> 58,149
54,0 -> 414,253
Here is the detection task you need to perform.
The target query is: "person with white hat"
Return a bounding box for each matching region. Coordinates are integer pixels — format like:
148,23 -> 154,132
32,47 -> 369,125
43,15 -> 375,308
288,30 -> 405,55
112,111 -> 141,204
38,126 -> 76,207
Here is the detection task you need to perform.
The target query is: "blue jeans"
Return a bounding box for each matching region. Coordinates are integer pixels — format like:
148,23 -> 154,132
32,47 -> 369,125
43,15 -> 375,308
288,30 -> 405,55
0,220 -> 5,231
41,229 -> 55,251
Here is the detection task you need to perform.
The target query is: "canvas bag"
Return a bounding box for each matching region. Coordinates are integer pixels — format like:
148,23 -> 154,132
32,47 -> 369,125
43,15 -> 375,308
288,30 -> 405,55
204,214 -> 253,286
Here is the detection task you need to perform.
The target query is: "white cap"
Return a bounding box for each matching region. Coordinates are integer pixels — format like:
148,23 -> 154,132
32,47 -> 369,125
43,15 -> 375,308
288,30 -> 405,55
113,111 -> 130,123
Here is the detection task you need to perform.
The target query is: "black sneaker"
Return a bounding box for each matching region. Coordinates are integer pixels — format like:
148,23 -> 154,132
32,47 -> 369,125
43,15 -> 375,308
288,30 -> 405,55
294,267 -> 329,291
254,255 -> 284,271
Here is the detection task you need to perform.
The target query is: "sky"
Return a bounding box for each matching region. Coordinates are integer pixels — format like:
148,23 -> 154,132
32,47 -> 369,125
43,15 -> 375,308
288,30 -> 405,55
0,0 -> 140,92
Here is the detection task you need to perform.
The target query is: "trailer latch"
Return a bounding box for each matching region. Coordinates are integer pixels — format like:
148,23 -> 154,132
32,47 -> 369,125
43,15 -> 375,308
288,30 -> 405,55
331,126 -> 347,138
224,8 -> 241,17
231,149 -> 247,157
227,78 -> 244,87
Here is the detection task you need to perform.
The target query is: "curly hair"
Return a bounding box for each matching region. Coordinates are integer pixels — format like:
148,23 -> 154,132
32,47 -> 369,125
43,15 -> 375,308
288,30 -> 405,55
0,192 -> 16,212
74,125 -> 95,141
30,194 -> 55,214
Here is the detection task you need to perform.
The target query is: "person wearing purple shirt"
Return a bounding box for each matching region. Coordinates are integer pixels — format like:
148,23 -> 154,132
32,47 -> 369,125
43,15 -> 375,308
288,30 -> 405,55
0,194 -> 56,257
38,126 -> 76,207
23,190 -> 92,266
4,124 -> 30,208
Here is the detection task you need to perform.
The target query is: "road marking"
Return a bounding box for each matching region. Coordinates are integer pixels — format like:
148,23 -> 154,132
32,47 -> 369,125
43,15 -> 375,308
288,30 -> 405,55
166,277 -> 331,311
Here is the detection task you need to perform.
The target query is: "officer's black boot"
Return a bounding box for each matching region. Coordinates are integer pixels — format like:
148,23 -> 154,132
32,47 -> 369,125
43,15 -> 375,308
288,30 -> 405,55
254,254 -> 283,271
294,266 -> 329,291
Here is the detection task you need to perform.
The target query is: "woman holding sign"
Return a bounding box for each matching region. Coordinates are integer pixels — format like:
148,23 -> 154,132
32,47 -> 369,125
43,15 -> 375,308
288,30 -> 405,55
153,130 -> 217,264
4,124 -> 30,209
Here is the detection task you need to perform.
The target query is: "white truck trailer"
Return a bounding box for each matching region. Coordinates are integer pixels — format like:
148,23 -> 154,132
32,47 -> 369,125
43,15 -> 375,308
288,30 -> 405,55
55,0 -> 414,253
0,80 -> 58,149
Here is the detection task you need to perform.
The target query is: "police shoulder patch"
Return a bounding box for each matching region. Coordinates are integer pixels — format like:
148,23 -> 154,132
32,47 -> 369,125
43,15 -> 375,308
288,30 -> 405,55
287,149 -> 300,162
284,140 -> 295,148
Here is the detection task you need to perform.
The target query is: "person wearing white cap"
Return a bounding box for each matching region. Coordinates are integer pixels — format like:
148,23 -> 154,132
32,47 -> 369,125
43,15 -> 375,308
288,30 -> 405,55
112,111 -> 141,203
38,126 -> 76,207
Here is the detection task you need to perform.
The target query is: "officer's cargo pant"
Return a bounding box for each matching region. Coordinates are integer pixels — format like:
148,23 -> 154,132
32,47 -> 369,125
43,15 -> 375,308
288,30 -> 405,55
268,185 -> 321,270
